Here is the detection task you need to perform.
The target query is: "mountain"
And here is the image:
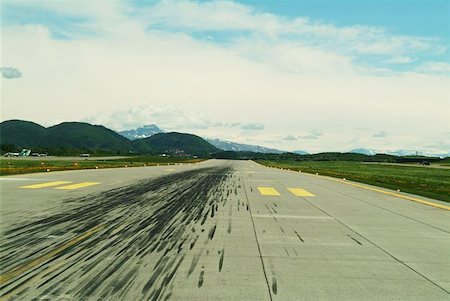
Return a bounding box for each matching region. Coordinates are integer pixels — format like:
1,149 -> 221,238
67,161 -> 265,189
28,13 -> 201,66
0,120 -> 132,152
350,148 -> 377,156
351,148 -> 449,158
292,150 -> 309,155
118,124 -> 164,140
133,132 -> 219,155
0,120 -> 47,147
0,120 -> 218,156
391,150 -> 450,158
206,138 -> 283,154
45,122 -> 132,151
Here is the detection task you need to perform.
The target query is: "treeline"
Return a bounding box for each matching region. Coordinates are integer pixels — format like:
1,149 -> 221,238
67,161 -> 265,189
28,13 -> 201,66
0,144 -> 129,156
210,151 -> 444,163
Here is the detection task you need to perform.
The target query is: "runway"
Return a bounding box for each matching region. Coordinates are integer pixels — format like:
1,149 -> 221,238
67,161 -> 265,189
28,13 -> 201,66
0,160 -> 449,300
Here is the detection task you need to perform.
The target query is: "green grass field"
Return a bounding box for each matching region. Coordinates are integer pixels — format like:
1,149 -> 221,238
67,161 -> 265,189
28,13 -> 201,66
0,156 -> 203,176
257,160 -> 450,203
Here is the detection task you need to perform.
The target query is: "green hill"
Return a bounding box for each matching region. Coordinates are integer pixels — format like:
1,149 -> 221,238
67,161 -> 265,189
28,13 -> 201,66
133,132 -> 219,156
0,120 -> 46,147
45,122 -> 132,151
0,120 -> 219,156
0,120 -> 132,153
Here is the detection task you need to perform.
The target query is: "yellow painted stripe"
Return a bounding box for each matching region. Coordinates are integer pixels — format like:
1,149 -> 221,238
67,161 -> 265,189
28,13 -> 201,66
258,187 -> 280,196
0,224 -> 104,286
20,181 -> 71,189
334,180 -> 450,211
54,182 -> 100,190
288,188 -> 315,197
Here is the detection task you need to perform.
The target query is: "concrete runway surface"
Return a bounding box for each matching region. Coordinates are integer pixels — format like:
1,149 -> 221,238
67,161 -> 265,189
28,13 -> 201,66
0,160 -> 449,300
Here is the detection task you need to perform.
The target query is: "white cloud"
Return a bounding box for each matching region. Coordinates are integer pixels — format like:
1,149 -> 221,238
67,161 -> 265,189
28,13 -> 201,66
372,131 -> 389,138
240,123 -> 265,130
83,106 -> 212,131
282,135 -> 297,141
415,62 -> 450,76
1,67 -> 22,79
385,56 -> 416,64
140,0 -> 445,58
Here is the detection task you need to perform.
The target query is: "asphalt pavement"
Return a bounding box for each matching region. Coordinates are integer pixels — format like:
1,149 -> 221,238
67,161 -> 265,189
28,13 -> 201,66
0,160 -> 449,300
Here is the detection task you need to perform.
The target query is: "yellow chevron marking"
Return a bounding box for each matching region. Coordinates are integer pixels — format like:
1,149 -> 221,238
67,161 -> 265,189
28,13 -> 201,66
20,181 -> 71,189
258,187 -> 280,196
288,188 -> 315,197
54,182 -> 100,190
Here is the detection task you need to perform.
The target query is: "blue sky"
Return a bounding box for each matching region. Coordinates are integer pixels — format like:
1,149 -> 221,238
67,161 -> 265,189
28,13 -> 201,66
235,0 -> 449,37
131,0 -> 450,46
1,0 -> 449,154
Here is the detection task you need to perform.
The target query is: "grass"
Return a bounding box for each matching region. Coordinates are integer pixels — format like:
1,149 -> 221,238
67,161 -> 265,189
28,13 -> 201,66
0,156 -> 204,176
257,160 -> 450,203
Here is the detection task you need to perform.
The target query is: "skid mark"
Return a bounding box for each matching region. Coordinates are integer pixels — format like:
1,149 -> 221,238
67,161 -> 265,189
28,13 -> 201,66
219,248 -> 225,272
1,167 -> 234,300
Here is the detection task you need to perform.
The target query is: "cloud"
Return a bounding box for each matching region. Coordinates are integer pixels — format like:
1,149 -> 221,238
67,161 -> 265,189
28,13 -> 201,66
83,106 -> 269,142
1,67 -> 22,79
1,1 -> 449,154
217,123 -> 241,128
415,62 -> 450,76
140,0 -> 446,60
282,135 -> 297,141
385,56 -> 416,64
298,130 -> 323,139
372,131 -> 390,138
4,0 -> 447,74
83,106 -> 212,131
240,123 -> 264,130
298,135 -> 318,140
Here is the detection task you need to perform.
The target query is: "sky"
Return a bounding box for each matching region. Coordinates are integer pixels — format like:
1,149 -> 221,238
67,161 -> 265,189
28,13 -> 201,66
1,0 -> 449,154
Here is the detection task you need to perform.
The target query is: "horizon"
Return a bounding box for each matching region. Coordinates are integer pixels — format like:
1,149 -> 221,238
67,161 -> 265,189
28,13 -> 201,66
1,0 -> 449,154
2,118 -> 449,156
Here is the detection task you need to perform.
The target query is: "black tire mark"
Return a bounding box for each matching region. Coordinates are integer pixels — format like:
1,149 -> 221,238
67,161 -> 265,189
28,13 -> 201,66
197,271 -> 205,288
219,248 -> 225,272
1,166 -> 233,300
272,277 -> 277,295
347,234 -> 363,245
294,231 -> 304,243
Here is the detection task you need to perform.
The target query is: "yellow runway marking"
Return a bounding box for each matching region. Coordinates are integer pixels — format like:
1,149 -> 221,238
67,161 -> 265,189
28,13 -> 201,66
54,182 -> 100,190
20,181 -> 71,189
0,224 -> 104,286
288,188 -> 315,197
334,180 -> 450,211
258,187 -> 280,196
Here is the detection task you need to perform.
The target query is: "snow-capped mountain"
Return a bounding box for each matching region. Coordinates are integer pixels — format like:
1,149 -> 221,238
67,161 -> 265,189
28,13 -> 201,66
118,124 -> 165,140
206,138 -> 284,154
350,148 -> 450,158
350,148 -> 378,156
292,150 -> 309,155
